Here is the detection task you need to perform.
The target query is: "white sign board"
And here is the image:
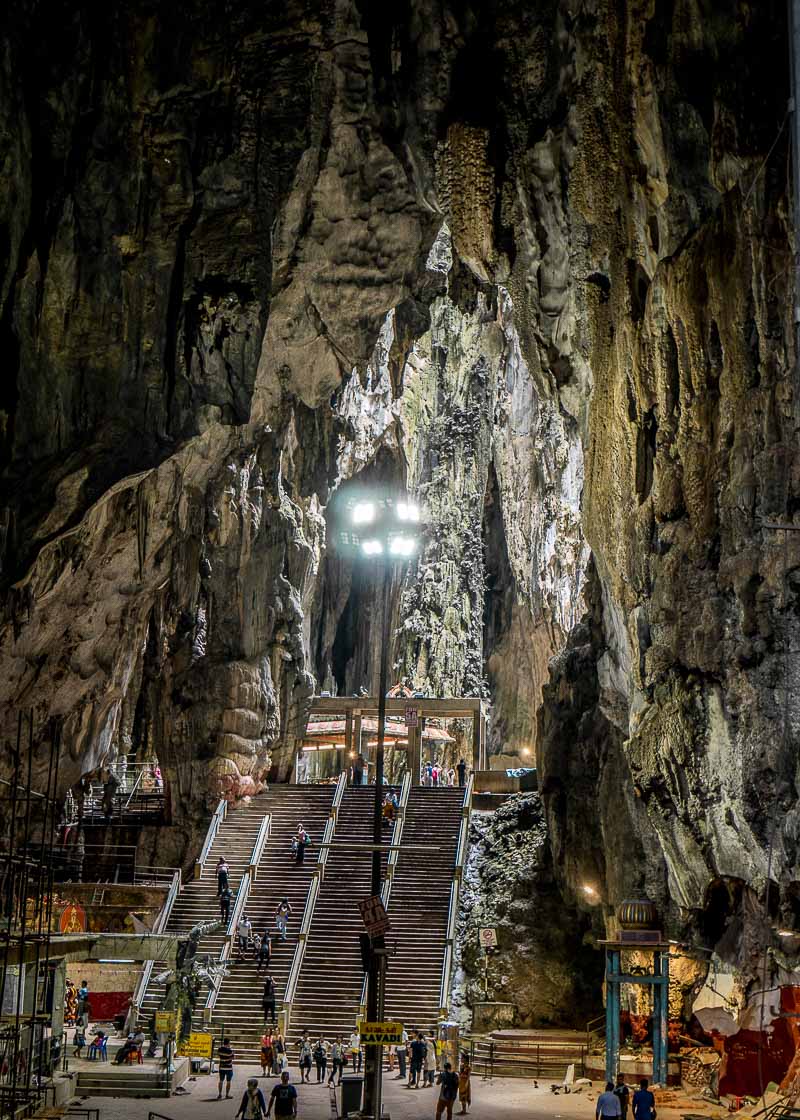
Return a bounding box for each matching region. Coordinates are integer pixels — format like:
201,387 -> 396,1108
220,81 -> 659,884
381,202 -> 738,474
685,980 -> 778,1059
479,927 -> 498,949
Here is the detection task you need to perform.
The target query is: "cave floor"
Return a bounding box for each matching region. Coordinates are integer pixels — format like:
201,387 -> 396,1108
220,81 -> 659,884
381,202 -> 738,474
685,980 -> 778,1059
70,1073 -> 730,1120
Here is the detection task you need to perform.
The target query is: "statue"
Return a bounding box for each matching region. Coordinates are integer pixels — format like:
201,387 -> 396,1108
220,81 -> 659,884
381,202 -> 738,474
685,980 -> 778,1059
152,920 -> 228,1042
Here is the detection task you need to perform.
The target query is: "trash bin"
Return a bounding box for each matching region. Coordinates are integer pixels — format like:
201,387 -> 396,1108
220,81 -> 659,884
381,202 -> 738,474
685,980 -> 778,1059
340,1075 -> 364,1116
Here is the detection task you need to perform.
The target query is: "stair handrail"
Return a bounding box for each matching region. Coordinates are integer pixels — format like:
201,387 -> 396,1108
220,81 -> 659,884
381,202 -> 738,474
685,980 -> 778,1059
123,765 -> 146,810
438,775 -> 473,1015
194,799 -> 228,879
203,940 -> 231,1021
358,772 -> 411,1017
131,868 -> 182,1017
249,814 -> 272,880
204,854 -> 255,1019
226,871 -> 251,944
282,774 -> 346,1034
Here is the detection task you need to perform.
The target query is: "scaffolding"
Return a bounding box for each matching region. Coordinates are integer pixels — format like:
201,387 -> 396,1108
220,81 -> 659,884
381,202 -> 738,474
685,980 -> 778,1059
0,711 -> 62,1120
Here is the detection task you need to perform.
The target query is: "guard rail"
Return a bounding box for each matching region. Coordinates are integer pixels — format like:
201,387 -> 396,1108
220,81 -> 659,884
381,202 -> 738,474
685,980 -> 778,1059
195,799 -> 227,879
438,773 -> 473,1015
249,814 -> 272,880
131,868 -> 182,1015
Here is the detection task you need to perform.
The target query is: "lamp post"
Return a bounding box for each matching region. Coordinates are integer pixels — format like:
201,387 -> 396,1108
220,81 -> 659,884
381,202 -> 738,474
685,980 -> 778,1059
342,491 -> 421,1119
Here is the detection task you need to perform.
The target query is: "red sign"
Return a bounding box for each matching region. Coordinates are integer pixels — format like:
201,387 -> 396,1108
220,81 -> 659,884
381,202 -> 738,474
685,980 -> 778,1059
358,895 -> 391,936
59,903 -> 87,934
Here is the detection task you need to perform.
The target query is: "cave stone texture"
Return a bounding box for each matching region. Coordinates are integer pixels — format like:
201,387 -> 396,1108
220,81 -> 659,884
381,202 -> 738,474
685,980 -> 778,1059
1,0 -> 797,1007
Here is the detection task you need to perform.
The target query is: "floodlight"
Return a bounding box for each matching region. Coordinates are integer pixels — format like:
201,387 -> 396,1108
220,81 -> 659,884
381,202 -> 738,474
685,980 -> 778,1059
352,502 -> 376,525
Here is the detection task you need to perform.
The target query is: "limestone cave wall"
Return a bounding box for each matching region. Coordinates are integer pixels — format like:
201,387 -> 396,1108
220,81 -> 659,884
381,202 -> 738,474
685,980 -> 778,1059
1,0 -> 797,1010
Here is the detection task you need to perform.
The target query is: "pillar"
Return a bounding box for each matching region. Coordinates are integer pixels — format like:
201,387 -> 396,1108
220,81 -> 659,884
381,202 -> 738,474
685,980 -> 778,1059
410,722 -> 422,785
344,710 -> 353,766
605,948 -> 620,1082
52,960 -> 66,1038
653,950 -> 669,1085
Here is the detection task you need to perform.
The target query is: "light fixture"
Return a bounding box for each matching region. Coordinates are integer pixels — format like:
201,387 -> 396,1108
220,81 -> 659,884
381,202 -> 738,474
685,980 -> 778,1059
396,502 -> 420,522
581,884 -> 597,897
778,929 -> 797,937
521,748 -> 531,757
352,502 -> 376,525
362,539 -> 384,556
389,535 -> 416,557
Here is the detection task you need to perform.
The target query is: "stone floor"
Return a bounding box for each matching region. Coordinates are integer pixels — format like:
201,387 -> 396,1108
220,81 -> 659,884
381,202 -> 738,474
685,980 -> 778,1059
67,1071 -> 730,1120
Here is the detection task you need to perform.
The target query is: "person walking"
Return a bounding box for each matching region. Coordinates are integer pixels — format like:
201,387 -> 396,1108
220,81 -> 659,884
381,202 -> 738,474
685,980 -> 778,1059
614,1075 -> 631,1120
257,930 -> 272,972
236,1078 -> 267,1119
262,975 -> 277,1024
275,898 -> 293,941
266,1072 -> 297,1120
313,1037 -> 328,1082
408,1032 -> 426,1088
238,914 -> 254,959
217,1038 -> 235,1100
219,887 -> 233,925
456,759 -> 466,787
632,1079 -> 656,1120
435,1062 -> 460,1120
216,858 -> 230,896
293,825 -> 311,865
273,1031 -> 286,1075
597,1081 -> 623,1120
458,1054 -> 472,1114
348,1029 -> 362,1073
297,1033 -> 313,1084
260,1031 -> 274,1078
77,980 -> 90,1027
424,1034 -> 437,1086
328,1037 -> 345,1086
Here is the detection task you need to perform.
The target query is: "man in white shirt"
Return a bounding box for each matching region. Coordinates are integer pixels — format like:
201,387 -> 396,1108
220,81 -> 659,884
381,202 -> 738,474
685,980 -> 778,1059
348,1030 -> 362,1073
597,1081 -> 623,1120
393,1029 -> 409,1079
237,915 -> 253,959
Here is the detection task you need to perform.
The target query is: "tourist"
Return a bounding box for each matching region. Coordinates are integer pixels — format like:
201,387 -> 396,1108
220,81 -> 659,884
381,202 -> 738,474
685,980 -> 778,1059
64,979 -> 78,1024
217,1037 -> 235,1099
352,754 -> 365,786
597,1081 -> 623,1120
113,1033 -> 138,1065
274,1031 -> 287,1074
393,1028 -> 408,1079
382,794 -> 395,826
86,1030 -> 105,1060
72,1026 -> 85,1057
423,762 -> 432,786
266,1071 -> 297,1119
77,980 -> 89,1024
424,1033 -> 437,1085
262,974 -> 277,1023
236,1077 -> 268,1119
614,1075 -> 630,1120
456,759 -> 466,787
260,1031 -> 274,1078
313,1036 -> 328,1082
328,1036 -> 345,1085
293,824 -> 311,865
220,886 -> 233,925
348,1028 -> 362,1073
447,767 -> 457,787
275,897 -> 293,941
408,1032 -> 426,1087
435,1061 -> 459,1120
297,1033 -> 312,1083
458,1054 -> 471,1113
216,858 -> 230,896
238,913 -> 254,959
257,929 -> 272,972
632,1079 -> 656,1120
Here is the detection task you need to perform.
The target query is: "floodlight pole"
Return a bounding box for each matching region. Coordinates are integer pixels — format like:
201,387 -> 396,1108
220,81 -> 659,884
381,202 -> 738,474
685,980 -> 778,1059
364,560 -> 392,1118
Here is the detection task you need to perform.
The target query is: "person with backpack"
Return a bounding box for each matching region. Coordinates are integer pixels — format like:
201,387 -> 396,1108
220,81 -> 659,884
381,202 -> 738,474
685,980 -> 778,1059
292,824 -> 311,865
313,1037 -> 328,1082
614,1075 -> 631,1120
219,886 -> 233,925
257,929 -> 272,972
436,1061 -> 460,1120
632,1078 -> 656,1120
408,1032 -> 426,1087
236,1078 -> 267,1119
296,1033 -> 313,1083
216,858 -> 230,896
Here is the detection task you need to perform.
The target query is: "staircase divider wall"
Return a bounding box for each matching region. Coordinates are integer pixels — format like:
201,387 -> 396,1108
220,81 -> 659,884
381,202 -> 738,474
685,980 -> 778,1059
438,774 -> 473,1016
358,770 -> 412,1019
130,868 -> 182,1015
282,772 -> 347,1035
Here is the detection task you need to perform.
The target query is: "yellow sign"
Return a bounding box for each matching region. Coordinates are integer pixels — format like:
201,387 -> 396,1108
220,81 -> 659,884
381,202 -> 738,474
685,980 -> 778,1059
155,1011 -> 175,1033
178,1031 -> 213,1060
357,1020 -> 403,1046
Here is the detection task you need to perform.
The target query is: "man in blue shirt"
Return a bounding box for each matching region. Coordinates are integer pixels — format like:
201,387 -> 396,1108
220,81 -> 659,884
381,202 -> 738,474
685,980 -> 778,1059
633,1078 -> 656,1120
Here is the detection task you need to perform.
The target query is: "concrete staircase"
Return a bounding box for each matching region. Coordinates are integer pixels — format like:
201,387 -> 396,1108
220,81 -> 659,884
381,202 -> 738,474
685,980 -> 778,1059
383,786 -> 465,1031
139,798 -> 269,1030
209,785 -> 336,1053
290,787 -> 392,1042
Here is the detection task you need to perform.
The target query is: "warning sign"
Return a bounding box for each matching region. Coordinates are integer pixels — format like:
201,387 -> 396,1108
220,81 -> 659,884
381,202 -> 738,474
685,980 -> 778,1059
479,927 -> 498,948
358,1020 -> 403,1046
178,1031 -> 214,1060
155,1010 -> 176,1034
358,895 -> 391,937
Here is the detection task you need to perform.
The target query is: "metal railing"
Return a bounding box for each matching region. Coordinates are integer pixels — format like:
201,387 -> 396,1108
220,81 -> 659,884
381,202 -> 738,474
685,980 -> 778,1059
358,773 -> 411,1017
195,799 -> 228,879
465,1032 -> 587,1079
131,867 -> 182,1016
204,868 -> 252,1019
439,773 -> 473,1015
249,814 -> 272,880
132,865 -> 182,888
282,772 -> 347,1034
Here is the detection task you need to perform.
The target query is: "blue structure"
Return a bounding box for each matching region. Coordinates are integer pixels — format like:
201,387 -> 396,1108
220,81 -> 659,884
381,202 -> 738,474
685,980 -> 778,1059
602,940 -> 670,1086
